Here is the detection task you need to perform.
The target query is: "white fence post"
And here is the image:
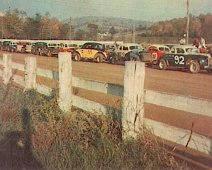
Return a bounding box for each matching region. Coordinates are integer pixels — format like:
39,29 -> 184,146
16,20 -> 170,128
25,57 -> 37,90
2,54 -> 12,85
58,52 -> 72,112
122,61 -> 145,138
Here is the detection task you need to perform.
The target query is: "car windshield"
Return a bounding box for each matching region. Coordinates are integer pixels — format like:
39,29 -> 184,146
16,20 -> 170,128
129,46 -> 140,50
82,43 -> 104,50
186,48 -> 198,53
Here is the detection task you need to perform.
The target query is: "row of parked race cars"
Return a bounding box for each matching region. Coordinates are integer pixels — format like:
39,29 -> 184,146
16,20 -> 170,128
0,39 -> 212,74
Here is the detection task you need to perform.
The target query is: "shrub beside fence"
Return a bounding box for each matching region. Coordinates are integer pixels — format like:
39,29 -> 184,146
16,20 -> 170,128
0,53 -> 211,155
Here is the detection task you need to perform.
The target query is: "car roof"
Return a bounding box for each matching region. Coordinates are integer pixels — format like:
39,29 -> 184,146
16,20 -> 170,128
84,42 -> 103,45
122,43 -> 140,46
171,45 -> 197,49
149,44 -> 170,48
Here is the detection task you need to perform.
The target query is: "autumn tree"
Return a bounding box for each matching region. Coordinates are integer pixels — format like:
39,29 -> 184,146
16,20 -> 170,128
3,9 -> 26,39
24,13 -> 42,39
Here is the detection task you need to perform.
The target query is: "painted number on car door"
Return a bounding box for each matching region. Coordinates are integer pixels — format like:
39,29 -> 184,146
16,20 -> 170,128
174,55 -> 185,65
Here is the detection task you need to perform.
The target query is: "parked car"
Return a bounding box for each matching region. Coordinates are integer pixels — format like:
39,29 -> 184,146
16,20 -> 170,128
170,45 -> 199,54
25,42 -> 34,53
42,43 -> 62,56
31,42 -> 48,55
140,44 -> 170,66
108,43 -> 144,64
8,41 -> 18,52
157,52 -> 212,73
1,40 -> 11,51
16,41 -> 30,53
73,42 -> 107,62
59,43 -> 79,53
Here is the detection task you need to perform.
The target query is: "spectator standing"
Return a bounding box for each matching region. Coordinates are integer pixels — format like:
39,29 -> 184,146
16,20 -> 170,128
179,34 -> 186,45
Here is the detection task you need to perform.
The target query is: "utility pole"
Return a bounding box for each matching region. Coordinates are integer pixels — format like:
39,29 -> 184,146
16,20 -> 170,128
1,15 -> 3,39
132,21 -> 136,43
186,0 -> 190,44
69,17 -> 72,40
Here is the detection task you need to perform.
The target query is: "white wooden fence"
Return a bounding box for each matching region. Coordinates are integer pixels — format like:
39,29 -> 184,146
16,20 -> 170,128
0,53 -> 211,155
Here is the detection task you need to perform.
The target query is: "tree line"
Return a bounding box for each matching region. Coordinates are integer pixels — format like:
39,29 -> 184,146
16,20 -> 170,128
144,13 -> 212,42
0,9 -> 118,40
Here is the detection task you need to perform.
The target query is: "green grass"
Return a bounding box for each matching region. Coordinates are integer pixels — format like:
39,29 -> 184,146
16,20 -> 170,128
0,83 -> 190,170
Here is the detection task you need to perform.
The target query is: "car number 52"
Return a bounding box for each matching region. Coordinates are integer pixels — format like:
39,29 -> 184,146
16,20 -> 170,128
174,55 -> 185,65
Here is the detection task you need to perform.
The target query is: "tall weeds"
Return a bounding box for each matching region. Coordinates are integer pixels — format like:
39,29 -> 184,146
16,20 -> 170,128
0,83 -> 188,170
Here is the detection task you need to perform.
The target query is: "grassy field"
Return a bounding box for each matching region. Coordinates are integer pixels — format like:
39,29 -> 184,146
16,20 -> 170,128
0,83 -> 191,170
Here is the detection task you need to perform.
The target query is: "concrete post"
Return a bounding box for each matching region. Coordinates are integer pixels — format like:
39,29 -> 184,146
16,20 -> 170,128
25,57 -> 37,90
122,61 -> 145,138
58,52 -> 72,112
2,53 -> 12,85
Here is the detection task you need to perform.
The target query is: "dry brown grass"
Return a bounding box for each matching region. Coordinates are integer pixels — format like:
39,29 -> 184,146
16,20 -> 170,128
0,83 -> 190,170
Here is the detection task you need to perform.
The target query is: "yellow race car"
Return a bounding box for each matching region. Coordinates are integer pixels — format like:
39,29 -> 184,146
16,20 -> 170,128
73,42 -> 107,63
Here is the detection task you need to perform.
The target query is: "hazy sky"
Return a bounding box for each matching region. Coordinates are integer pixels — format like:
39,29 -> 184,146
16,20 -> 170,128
0,0 -> 211,21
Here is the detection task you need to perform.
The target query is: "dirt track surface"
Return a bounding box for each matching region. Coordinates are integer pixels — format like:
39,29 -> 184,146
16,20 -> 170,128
1,51 -> 212,138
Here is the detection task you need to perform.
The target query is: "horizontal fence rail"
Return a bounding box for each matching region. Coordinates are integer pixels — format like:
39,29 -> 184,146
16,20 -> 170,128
0,53 -> 211,156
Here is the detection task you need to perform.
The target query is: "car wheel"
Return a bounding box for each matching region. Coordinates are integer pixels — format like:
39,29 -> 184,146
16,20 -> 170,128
21,48 -> 25,53
158,59 -> 167,70
95,53 -> 104,63
74,53 -> 81,61
47,50 -> 52,57
189,60 -> 200,73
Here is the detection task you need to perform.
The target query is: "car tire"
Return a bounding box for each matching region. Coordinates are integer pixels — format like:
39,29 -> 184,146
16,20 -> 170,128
47,50 -> 52,57
158,59 -> 167,70
95,53 -> 104,63
74,53 -> 81,61
189,60 -> 200,73
21,48 -> 25,53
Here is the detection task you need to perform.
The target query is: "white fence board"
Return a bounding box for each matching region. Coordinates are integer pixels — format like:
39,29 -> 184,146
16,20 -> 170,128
145,90 -> 212,118
72,77 -> 123,97
72,95 -> 121,119
0,59 -> 3,65
36,84 -> 53,96
36,67 -> 123,96
37,67 -> 59,80
144,118 -> 212,155
12,62 -> 25,72
12,75 -> 25,87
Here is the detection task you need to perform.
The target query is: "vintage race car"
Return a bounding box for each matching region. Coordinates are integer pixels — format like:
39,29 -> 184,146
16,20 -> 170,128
141,44 -> 170,65
73,42 -> 107,63
158,53 -> 212,73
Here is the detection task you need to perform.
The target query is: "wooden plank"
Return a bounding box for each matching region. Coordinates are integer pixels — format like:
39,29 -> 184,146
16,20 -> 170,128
3,54 -> 12,85
72,76 -> 123,97
12,75 -> 25,87
36,83 -> 53,96
144,118 -> 212,155
36,67 -> 123,97
58,52 -> 72,112
145,90 -> 212,118
122,62 -> 145,138
37,67 -> 59,80
0,59 -> 3,66
12,62 -> 25,71
25,57 -> 37,89
72,95 -> 122,121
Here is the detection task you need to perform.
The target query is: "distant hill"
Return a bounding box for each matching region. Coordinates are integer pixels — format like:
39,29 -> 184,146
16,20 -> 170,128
65,16 -> 152,32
